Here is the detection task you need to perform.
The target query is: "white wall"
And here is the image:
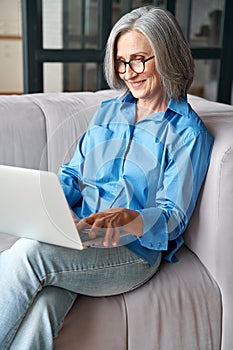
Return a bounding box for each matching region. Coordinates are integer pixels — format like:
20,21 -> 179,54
42,0 -> 63,92
0,0 -> 23,93
0,0 -> 63,94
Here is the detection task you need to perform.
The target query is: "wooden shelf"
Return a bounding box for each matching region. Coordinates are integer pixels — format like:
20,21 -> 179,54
0,91 -> 23,95
0,35 -> 22,40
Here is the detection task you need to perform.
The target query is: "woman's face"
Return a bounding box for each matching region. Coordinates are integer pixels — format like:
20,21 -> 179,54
116,30 -> 162,102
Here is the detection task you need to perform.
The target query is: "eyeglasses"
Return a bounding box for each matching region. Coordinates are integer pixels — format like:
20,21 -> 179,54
115,56 -> 155,74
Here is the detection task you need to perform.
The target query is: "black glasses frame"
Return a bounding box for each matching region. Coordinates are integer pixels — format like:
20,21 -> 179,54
115,56 -> 155,74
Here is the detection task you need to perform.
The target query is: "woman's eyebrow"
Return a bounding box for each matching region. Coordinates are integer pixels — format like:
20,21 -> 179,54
116,52 -> 149,60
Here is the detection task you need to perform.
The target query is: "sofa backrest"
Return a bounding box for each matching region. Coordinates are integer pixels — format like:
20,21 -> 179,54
0,90 -> 118,172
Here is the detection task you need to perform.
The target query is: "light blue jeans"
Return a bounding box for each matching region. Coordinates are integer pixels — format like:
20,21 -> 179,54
0,238 -> 161,350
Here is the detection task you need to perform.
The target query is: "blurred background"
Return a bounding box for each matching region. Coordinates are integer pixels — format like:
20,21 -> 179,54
0,0 -> 232,104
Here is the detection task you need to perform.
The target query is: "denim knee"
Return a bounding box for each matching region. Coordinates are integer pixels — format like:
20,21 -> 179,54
10,237 -> 42,255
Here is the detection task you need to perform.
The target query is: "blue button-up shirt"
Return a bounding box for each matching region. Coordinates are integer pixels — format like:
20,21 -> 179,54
58,92 -> 214,266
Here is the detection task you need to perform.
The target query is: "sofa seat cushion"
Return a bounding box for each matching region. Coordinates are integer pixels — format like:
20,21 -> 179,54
54,246 -> 221,350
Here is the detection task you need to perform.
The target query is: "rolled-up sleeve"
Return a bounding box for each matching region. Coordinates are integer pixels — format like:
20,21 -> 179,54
137,129 -> 214,259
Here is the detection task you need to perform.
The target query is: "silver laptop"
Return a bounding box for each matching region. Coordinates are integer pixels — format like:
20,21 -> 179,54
0,165 -> 104,250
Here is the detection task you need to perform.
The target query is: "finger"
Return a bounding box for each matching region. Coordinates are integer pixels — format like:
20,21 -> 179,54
79,213 -> 104,229
102,226 -> 114,247
77,218 -> 92,233
73,219 -> 79,229
102,218 -> 114,246
111,225 -> 121,247
89,219 -> 106,239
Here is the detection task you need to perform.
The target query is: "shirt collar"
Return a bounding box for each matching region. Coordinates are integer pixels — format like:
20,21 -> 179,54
120,91 -> 135,104
120,92 -> 189,118
166,96 -> 189,116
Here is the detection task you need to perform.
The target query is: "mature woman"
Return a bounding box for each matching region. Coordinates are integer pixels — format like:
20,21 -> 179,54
0,6 -> 213,349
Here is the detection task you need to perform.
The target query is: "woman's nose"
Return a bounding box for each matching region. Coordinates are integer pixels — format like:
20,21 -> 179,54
124,65 -> 138,79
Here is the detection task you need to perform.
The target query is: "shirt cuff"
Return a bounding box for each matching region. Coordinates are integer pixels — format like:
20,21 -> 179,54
136,207 -> 168,251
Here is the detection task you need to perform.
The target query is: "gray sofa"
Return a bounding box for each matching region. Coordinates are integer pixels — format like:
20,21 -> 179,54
0,90 -> 233,350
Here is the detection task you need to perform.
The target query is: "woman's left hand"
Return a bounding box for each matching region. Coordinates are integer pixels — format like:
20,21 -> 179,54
77,208 -> 143,247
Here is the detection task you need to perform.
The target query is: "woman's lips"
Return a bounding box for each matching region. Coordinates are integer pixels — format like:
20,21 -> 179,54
129,80 -> 146,89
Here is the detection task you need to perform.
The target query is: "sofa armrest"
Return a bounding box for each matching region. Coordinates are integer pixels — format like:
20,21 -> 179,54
185,96 -> 233,350
0,95 -> 48,170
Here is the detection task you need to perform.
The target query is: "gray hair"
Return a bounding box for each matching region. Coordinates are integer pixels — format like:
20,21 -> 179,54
104,6 -> 194,101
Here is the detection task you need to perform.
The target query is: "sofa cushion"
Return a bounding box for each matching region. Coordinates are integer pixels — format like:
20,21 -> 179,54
54,246 -> 221,350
